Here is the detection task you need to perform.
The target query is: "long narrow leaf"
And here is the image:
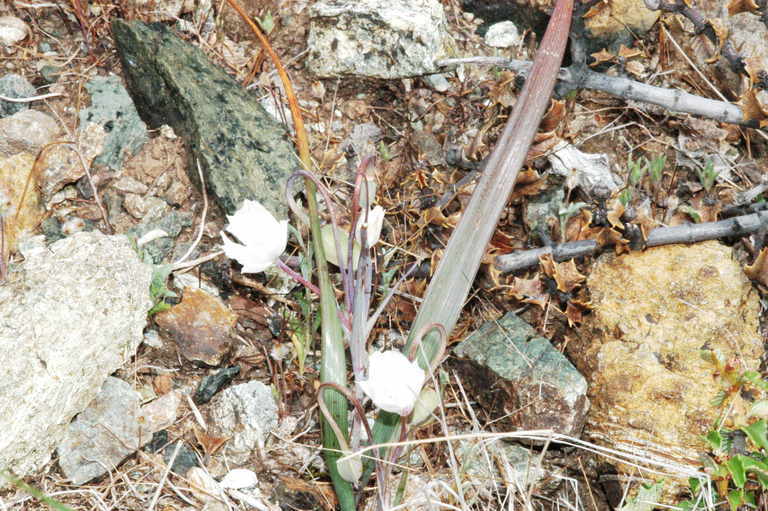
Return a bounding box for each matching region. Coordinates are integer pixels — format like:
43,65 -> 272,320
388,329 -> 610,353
366,0 -> 574,479
222,1 -> 354,508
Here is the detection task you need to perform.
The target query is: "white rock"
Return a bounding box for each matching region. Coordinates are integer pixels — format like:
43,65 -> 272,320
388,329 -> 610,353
138,390 -> 181,433
0,232 -> 152,485
220,468 -> 258,489
209,381 -> 278,465
484,21 -> 521,48
307,0 -> 450,78
0,109 -> 60,157
0,16 -> 29,46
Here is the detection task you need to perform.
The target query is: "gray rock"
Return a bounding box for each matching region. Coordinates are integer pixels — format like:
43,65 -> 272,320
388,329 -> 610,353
453,313 -> 589,437
111,20 -> 296,218
307,0 -> 451,79
128,209 -> 192,264
0,73 -> 36,118
209,381 -> 278,465
0,109 -> 60,157
79,75 -> 148,171
0,232 -> 152,484
57,377 -> 142,485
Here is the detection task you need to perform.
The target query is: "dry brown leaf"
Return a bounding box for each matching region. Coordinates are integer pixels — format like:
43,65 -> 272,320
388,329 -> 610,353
540,99 -> 567,132
745,248 -> 768,287
582,1 -> 607,18
565,301 -> 584,326
511,168 -> 547,199
690,194 -> 722,223
606,198 -> 625,229
728,0 -> 759,15
554,259 -> 587,293
706,18 -> 729,48
539,254 -> 586,293
737,89 -> 768,126
617,44 -> 641,59
590,48 -> 615,66
634,202 -> 660,239
488,71 -> 518,107
567,208 -> 593,241
193,427 -> 228,457
153,374 -> 173,395
526,135 -> 561,163
508,276 -> 549,308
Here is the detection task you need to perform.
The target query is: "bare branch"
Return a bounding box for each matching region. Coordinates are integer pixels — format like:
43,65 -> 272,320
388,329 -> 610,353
494,211 -> 768,273
436,56 -> 756,127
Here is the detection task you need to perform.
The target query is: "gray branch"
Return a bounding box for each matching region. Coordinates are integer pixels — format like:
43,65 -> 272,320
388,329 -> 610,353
494,211 -> 768,273
436,57 -> 757,128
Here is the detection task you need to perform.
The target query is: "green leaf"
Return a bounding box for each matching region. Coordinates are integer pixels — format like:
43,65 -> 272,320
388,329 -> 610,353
742,420 -> 768,451
678,204 -> 701,223
705,430 -> 724,451
727,489 -> 745,511
727,456 -> 747,488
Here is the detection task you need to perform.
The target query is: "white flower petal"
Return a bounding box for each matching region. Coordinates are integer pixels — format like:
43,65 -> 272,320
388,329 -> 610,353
359,350 -> 425,416
221,200 -> 288,273
355,205 -> 385,247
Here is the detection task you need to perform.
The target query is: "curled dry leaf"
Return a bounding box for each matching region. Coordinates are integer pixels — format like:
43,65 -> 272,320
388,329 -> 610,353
590,48 -> 615,66
705,18 -> 729,49
565,301 -> 585,326
617,44 -> 642,59
606,198 -> 626,230
727,0 -> 759,15
744,248 -> 768,287
737,89 -> 768,127
508,276 -> 549,308
540,99 -> 567,132
538,254 -> 586,293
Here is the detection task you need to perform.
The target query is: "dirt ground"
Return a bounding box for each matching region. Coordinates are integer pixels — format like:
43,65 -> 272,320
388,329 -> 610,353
2,0 -> 768,509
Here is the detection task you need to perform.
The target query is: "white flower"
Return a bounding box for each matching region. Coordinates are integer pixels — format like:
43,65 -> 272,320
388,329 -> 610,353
221,200 -> 288,273
355,205 -> 385,247
358,350 -> 425,416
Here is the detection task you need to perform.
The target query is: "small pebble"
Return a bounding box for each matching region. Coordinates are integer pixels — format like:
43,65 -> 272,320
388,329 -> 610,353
0,16 -> 29,46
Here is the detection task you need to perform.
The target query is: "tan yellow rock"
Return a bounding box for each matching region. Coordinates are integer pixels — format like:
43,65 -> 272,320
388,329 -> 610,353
571,241 -> 762,496
584,0 -> 660,38
0,152 -> 45,258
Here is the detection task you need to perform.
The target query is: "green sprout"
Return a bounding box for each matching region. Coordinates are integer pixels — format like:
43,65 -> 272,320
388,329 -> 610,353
695,160 -> 719,192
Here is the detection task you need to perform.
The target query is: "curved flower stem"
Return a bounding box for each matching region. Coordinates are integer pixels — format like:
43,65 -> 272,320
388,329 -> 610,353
287,170 -> 350,306
275,259 -> 321,295
407,323 -> 447,376
318,382 -> 386,495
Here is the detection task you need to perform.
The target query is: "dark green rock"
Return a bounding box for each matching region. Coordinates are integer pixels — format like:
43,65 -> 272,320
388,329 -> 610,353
111,20 -> 295,218
194,365 -> 241,405
453,312 -> 589,437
